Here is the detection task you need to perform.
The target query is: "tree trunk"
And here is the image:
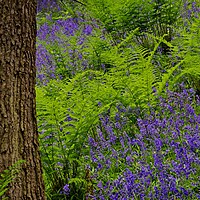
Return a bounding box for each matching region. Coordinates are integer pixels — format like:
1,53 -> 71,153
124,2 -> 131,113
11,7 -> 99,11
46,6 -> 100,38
0,0 -> 46,199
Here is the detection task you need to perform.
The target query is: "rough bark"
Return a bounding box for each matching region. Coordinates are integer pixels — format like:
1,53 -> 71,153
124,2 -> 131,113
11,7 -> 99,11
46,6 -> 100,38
0,0 -> 46,199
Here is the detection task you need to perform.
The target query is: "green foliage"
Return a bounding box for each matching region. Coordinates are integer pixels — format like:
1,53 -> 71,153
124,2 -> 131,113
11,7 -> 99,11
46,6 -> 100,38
84,0 -> 182,47
36,33 -> 174,199
36,0 -> 200,198
0,160 -> 25,200
172,17 -> 200,91
37,22 -> 200,200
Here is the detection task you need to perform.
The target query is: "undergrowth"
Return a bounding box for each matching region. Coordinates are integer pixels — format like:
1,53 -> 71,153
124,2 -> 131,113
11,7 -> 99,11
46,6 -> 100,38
36,0 -> 200,199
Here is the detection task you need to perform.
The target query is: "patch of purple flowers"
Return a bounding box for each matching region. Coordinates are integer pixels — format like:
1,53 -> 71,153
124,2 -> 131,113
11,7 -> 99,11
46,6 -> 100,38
87,86 -> 200,199
36,13 -> 95,84
36,44 -> 56,85
37,0 -> 60,13
63,184 -> 70,195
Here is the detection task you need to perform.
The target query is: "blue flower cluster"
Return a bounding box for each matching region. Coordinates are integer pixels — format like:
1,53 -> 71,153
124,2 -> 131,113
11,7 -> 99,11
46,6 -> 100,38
63,184 -> 70,195
182,1 -> 200,20
37,0 -> 60,13
88,86 -> 200,200
36,14 -> 94,85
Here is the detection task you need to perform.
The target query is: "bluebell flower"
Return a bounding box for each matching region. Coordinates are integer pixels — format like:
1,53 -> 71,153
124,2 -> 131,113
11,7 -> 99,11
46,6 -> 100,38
97,181 -> 103,189
83,25 -> 93,35
63,184 -> 70,195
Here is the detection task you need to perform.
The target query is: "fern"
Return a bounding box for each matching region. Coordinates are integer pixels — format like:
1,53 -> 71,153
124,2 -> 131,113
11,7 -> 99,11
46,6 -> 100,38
36,1 -> 200,198
0,160 -> 25,200
174,17 -> 200,88
37,32 -> 171,160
